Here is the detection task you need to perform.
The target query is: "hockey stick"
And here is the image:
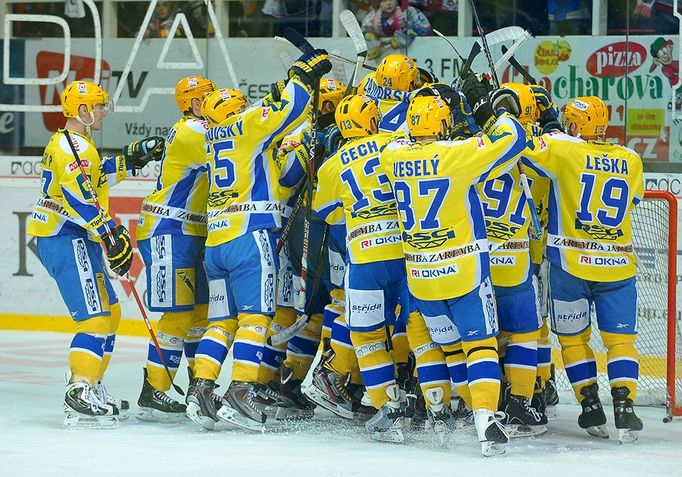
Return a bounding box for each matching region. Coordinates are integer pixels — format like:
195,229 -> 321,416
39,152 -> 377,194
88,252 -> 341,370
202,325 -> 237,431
433,29 -> 466,63
269,223 -> 329,346
63,130 -> 184,396
340,9 -> 368,95
501,45 -> 537,84
468,0 -> 542,241
280,51 -> 295,72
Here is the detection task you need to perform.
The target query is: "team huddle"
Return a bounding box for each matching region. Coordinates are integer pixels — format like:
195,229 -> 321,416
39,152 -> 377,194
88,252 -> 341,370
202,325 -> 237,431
29,47 -> 644,457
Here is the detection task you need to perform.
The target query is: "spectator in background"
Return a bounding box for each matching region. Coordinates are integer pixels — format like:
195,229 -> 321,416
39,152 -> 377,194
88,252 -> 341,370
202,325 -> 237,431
420,0 -> 457,37
548,0 -> 591,35
362,0 -> 432,60
146,1 -> 180,38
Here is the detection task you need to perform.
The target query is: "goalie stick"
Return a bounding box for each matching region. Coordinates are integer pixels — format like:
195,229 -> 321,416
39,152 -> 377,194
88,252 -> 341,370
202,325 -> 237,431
63,130 -> 184,397
468,0 -> 542,241
340,9 -> 368,95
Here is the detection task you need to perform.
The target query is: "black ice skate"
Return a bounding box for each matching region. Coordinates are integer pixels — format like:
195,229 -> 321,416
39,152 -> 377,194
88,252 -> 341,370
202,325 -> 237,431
302,360 -> 356,419
136,368 -> 186,422
578,382 -> 609,438
94,381 -> 129,420
612,386 -> 643,444
451,396 -> 475,430
531,377 -> 548,423
273,367 -> 315,420
424,387 -> 455,444
216,381 -> 266,431
396,359 -> 418,419
503,394 -> 548,437
64,381 -> 119,429
186,378 -> 221,430
365,384 -> 405,443
544,364 -> 560,418
473,409 -> 509,457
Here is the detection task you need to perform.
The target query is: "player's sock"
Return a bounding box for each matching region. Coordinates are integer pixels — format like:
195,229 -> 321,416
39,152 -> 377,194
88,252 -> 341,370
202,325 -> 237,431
330,312 -> 362,384
69,314 -> 108,384
442,342 -> 473,409
406,311 -> 451,409
146,310 -> 193,392
391,318 -> 410,365
258,306 -> 297,384
537,319 -> 552,387
462,337 -> 501,412
601,330 -> 639,402
351,327 -> 396,410
185,303 -> 208,376
558,328 -> 597,401
284,312 -> 323,381
97,302 -> 121,381
232,313 -> 270,383
194,319 -> 238,381
503,329 -> 540,400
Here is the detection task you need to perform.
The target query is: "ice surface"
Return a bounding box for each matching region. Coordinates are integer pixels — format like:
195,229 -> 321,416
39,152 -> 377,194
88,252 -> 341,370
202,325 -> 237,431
2,331 -> 682,477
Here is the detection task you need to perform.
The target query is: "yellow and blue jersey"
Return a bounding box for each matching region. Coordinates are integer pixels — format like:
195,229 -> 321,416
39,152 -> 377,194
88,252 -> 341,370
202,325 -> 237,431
205,78 -> 312,247
28,130 -> 131,241
137,117 -> 209,240
520,132 -> 644,282
380,115 -> 526,300
314,133 -> 403,264
359,72 -> 412,134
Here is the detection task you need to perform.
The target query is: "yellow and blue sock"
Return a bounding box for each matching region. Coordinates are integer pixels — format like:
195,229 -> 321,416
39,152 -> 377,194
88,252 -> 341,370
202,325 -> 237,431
502,330 -> 540,399
146,310 -> 193,391
601,331 -> 639,401
558,328 -> 597,401
350,327 -> 396,409
284,313 -> 323,381
461,337 -> 500,411
184,303 -> 208,376
258,307 -> 297,384
194,319 -> 238,381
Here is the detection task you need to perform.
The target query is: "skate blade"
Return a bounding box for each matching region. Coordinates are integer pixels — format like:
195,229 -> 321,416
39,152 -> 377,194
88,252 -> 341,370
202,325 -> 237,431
432,421 -> 448,445
506,424 -> 548,438
186,402 -> 218,430
302,385 -> 355,419
136,407 -> 187,423
369,427 -> 405,444
64,412 -> 119,429
275,406 -> 315,421
545,405 -> 559,420
618,428 -> 640,444
585,424 -> 609,439
216,406 -> 265,432
481,440 -> 507,457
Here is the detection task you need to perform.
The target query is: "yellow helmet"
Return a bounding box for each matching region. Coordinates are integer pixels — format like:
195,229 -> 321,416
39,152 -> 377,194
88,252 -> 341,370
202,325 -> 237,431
561,96 -> 609,138
376,54 -> 418,92
318,78 -> 346,113
61,81 -> 109,118
175,75 -> 216,113
201,88 -> 249,126
500,82 -> 539,125
335,94 -> 381,138
407,95 -> 452,138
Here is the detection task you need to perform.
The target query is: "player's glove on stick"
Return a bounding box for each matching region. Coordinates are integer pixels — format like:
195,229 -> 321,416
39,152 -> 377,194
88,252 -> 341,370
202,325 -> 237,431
289,49 -> 333,89
531,85 -> 561,132
270,80 -> 287,102
490,87 -> 523,117
462,74 -> 496,132
124,136 -> 165,171
103,225 -> 133,276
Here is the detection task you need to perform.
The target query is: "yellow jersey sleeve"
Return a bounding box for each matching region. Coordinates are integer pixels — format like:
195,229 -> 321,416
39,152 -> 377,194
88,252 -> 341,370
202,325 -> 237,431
28,131 -> 117,240
205,78 -> 311,246
520,132 -> 644,281
137,117 -> 209,240
381,115 -> 527,300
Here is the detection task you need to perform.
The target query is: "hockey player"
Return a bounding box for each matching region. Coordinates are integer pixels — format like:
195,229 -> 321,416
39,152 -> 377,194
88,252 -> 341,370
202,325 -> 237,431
136,75 -> 215,421
478,82 -> 547,436
314,94 -> 409,443
359,54 -> 418,134
185,50 -> 332,431
520,96 -> 645,443
379,76 -> 527,456
28,80 -> 163,427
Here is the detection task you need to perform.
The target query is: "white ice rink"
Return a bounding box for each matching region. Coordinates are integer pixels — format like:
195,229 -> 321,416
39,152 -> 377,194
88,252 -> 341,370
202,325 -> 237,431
2,330 -> 682,477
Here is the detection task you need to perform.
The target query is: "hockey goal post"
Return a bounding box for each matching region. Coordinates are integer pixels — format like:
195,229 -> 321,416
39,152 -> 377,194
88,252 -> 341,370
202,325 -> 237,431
550,190 -> 681,421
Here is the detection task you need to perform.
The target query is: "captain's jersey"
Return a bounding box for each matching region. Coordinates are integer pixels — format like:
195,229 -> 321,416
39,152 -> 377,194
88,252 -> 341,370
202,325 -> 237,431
28,130 -> 131,241
314,133 -> 403,264
520,132 -> 644,282
359,73 -> 412,134
205,78 -> 311,246
380,115 -> 526,300
137,117 -> 209,240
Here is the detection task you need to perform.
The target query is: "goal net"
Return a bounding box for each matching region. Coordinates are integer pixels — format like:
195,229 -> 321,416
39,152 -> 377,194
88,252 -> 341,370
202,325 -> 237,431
550,190 -> 681,420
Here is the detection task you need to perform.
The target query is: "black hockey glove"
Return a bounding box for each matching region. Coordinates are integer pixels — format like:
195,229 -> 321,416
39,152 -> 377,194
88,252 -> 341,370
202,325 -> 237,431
123,136 -> 165,171
462,74 -> 495,131
270,80 -> 287,102
288,49 -> 333,89
102,225 -> 133,277
531,85 -> 562,133
490,87 -> 523,118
